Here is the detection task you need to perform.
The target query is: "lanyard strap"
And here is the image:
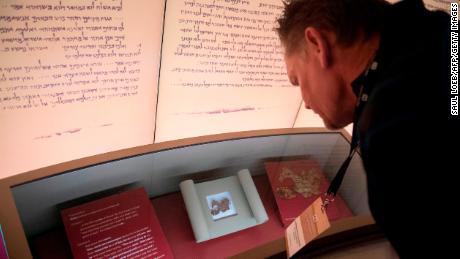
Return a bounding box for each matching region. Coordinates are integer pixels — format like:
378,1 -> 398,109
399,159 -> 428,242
325,123 -> 360,198
322,59 -> 378,209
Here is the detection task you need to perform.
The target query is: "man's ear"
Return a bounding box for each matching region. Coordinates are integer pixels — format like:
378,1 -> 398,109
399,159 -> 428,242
304,27 -> 331,68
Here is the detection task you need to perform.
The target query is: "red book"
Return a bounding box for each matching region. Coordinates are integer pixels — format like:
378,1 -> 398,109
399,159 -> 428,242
61,188 -> 174,259
264,159 -> 353,227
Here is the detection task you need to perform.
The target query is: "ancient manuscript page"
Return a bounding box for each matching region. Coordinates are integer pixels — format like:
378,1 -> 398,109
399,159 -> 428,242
155,0 -> 302,142
0,0 -> 165,177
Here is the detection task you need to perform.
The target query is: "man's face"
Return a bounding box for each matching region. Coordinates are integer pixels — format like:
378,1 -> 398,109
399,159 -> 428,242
284,49 -> 356,129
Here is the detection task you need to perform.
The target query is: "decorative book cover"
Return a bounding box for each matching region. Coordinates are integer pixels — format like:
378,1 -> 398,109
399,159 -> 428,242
264,159 -> 353,227
179,169 -> 268,242
61,188 -> 174,259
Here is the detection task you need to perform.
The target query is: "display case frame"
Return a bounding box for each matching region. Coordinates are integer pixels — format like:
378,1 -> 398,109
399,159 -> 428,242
0,128 -> 377,258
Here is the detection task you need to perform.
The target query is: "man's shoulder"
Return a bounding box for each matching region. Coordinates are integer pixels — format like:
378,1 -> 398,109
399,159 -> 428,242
379,0 -> 450,66
362,0 -> 453,130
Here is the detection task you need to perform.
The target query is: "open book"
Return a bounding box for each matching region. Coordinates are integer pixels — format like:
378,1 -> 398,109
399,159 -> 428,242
0,0 -> 449,178
0,0 -> 306,178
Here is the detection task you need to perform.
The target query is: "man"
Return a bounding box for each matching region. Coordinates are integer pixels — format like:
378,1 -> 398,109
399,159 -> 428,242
276,0 -> 459,257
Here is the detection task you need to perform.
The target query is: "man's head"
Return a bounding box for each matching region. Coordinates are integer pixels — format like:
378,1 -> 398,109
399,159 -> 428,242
276,0 -> 387,129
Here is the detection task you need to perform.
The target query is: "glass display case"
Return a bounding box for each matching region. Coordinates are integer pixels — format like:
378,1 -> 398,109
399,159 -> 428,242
0,128 -> 380,258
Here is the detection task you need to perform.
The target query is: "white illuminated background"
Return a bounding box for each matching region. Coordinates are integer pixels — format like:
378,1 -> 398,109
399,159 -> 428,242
0,0 -> 450,178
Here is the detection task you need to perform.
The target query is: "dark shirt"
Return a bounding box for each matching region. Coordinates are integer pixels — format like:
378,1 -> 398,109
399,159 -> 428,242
352,0 -> 459,257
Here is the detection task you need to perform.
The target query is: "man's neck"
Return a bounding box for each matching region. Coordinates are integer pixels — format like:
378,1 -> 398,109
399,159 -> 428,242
335,33 -> 381,86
